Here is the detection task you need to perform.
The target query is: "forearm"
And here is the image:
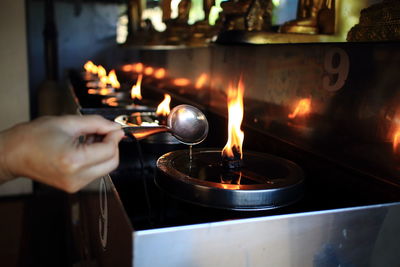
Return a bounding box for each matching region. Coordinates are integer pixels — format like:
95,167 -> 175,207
0,115 -> 123,193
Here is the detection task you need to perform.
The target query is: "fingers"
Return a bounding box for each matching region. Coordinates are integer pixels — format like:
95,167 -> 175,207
68,152 -> 120,193
44,129 -> 123,193
75,129 -> 124,168
59,115 -> 122,136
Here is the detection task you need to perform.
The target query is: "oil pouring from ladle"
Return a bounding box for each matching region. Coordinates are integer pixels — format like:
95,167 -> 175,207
118,104 -> 209,145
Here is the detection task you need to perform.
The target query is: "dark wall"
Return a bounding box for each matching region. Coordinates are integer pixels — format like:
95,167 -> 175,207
26,0 -> 124,117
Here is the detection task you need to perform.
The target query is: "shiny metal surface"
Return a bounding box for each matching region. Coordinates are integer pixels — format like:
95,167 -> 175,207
156,149 -> 304,210
167,104 -> 209,145
122,125 -> 169,140
118,104 -> 209,145
114,112 -> 180,144
133,202 -> 400,267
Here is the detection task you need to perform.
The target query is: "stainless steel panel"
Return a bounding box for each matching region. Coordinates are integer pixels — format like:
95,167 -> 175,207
134,202 -> 400,267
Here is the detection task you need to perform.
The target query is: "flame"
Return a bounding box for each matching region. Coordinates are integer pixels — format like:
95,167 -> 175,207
222,78 -> 245,159
84,61 -> 96,73
220,172 -> 242,189
121,64 -> 133,72
220,183 -> 241,190
144,67 -> 154,76
288,98 -> 312,119
154,68 -> 166,79
88,88 -> 114,95
131,74 -> 143,100
97,65 -> 107,78
100,75 -> 109,85
195,73 -> 208,89
156,94 -> 171,117
133,63 -> 144,73
108,70 -> 121,89
104,97 -> 118,107
173,78 -> 191,87
100,88 -> 112,95
393,128 -> 400,152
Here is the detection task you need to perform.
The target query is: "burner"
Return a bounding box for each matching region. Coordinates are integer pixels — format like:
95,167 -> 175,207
102,91 -> 154,110
156,148 -> 304,211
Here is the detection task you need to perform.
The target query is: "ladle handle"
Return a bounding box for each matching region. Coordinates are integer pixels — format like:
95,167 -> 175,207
122,126 -> 170,140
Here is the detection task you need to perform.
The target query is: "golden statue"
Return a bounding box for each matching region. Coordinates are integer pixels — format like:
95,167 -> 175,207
347,0 -> 400,41
163,0 -> 193,44
280,0 -> 335,34
220,0 -> 272,31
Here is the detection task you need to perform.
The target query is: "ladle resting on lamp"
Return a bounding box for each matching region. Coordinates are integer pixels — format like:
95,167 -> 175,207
116,104 -> 209,145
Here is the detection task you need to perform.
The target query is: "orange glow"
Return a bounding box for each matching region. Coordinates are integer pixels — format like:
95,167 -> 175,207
133,63 -> 144,73
121,64 -> 133,72
104,97 -> 118,107
144,67 -> 154,76
154,68 -> 166,79
156,94 -> 171,117
100,75 -> 109,85
108,70 -> 121,89
220,183 -> 241,190
222,78 -> 245,159
131,74 -> 143,100
97,65 -> 107,78
173,78 -> 191,87
288,98 -> 312,119
100,88 -> 112,95
131,112 -> 143,125
393,129 -> 400,152
195,73 -> 208,89
220,172 -> 242,189
88,88 -> 114,95
84,61 -> 98,74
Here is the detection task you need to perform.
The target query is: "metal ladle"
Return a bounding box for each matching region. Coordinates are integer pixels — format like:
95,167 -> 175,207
118,104 -> 209,145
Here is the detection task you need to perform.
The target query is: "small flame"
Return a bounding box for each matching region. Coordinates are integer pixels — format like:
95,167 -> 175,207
84,61 -> 96,73
154,68 -> 166,79
87,88 -> 113,95
100,75 -> 109,85
173,78 -> 191,87
121,64 -> 133,72
131,74 -> 143,100
100,88 -> 112,95
222,78 -> 245,159
195,73 -> 208,89
220,172 -> 242,189
288,98 -> 312,119
156,94 -> 171,117
97,65 -> 107,78
220,183 -> 241,190
104,97 -> 118,107
133,63 -> 144,73
144,67 -> 154,76
108,70 -> 121,89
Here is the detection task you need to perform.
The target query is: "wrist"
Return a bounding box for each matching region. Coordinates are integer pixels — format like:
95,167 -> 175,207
0,127 -> 19,183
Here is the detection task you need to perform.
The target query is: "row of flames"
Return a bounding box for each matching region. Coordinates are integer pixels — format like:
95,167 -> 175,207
88,61 -> 400,162
84,61 -> 120,89
84,60 -> 171,117
86,60 -> 400,180
121,62 -> 209,90
87,60 -> 210,102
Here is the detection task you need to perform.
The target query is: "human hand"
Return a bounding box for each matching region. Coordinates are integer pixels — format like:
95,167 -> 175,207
0,115 -> 124,193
